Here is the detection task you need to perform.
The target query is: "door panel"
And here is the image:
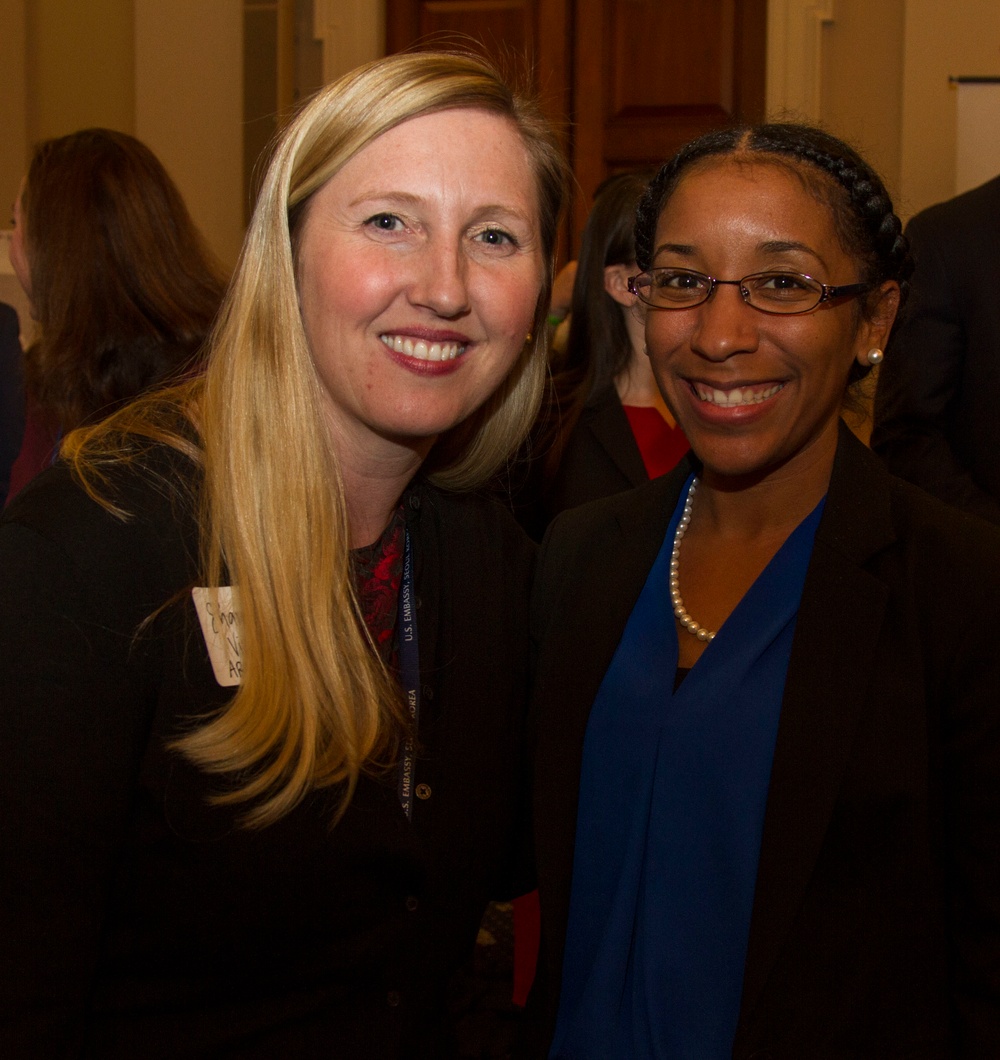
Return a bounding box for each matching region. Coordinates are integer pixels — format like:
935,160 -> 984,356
386,0 -> 765,255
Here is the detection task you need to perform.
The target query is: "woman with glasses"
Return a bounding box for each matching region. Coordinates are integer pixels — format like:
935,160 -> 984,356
527,124 -> 1000,1058
0,52 -> 568,1057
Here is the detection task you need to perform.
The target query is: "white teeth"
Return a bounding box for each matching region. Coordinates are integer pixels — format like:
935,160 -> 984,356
696,382 -> 783,407
380,335 -> 465,362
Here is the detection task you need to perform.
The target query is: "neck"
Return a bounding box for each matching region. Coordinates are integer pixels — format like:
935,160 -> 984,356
696,432 -> 837,541
335,433 -> 434,549
615,344 -> 675,426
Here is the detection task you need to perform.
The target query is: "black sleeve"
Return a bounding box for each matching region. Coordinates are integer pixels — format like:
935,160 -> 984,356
939,528 -> 1000,1054
872,214 -> 1000,523
0,491 -> 157,1055
0,303 -> 25,506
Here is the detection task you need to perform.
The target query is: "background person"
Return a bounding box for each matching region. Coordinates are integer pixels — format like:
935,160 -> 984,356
0,51 -> 568,1058
5,127 -> 225,501
872,173 -> 1000,524
528,123 -> 1000,1058
511,173 -> 688,538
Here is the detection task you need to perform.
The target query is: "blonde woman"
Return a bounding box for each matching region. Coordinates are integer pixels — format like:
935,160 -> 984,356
0,52 -> 568,1058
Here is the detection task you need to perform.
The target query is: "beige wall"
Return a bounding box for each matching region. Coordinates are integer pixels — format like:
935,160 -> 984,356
0,0 -> 135,212
5,1 -> 1000,266
900,0 -> 1000,220
0,0 -> 243,270
28,0 -> 135,141
0,0 -> 29,213
819,0 -> 905,203
135,0 -> 244,267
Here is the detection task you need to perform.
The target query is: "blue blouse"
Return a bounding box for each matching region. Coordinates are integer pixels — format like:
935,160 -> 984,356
551,477 -> 824,1059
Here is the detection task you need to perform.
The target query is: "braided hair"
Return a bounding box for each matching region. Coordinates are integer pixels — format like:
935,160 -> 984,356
634,122 -> 913,382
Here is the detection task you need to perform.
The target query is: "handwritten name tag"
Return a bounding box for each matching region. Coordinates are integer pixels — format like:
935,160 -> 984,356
191,586 -> 243,686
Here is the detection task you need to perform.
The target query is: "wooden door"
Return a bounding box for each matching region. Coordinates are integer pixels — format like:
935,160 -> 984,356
385,0 -> 766,256
572,0 -> 766,239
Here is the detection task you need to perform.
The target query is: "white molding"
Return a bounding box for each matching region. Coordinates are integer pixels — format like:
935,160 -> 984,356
313,0 -> 385,84
767,0 -> 835,121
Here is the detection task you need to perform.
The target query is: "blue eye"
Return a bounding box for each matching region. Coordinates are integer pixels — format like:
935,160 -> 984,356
366,213 -> 403,231
476,227 -> 516,247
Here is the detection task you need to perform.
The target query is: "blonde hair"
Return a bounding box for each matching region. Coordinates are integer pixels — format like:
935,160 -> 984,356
65,50 -> 569,826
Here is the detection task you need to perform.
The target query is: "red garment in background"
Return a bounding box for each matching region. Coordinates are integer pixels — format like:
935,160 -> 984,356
5,403 -> 60,506
623,404 -> 689,480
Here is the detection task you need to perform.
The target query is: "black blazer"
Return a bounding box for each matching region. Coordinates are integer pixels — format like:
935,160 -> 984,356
543,386 -> 648,523
528,426 -> 1000,1058
0,303 -> 24,505
873,175 -> 1000,523
0,451 -> 534,1058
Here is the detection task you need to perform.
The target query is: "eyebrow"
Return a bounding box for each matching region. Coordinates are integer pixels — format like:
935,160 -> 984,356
652,239 -> 828,268
348,190 -> 422,210
759,239 -> 826,265
349,190 -> 533,223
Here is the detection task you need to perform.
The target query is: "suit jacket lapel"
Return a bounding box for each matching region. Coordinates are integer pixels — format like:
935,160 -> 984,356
531,461 -> 692,975
738,427 -> 898,1022
585,387 -> 649,489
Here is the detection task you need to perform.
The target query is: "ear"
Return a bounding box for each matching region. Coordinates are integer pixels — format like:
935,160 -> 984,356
603,263 -> 637,309
854,281 -> 901,367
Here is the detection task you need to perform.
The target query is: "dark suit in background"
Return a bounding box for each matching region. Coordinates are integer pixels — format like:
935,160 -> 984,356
0,303 -> 25,506
873,175 -> 1000,523
542,386 -> 648,524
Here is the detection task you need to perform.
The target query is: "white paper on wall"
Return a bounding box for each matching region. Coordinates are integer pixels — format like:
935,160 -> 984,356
954,78 -> 1000,196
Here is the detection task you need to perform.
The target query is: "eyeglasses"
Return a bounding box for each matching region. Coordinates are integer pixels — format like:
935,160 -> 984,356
627,268 -> 870,315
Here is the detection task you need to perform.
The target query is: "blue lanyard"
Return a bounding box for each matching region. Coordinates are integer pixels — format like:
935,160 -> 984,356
396,529 -> 420,819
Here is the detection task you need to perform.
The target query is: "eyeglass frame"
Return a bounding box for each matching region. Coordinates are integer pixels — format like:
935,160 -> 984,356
627,267 -> 871,316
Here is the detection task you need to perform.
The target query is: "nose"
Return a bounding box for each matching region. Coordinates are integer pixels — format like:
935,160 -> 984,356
407,238 -> 471,319
689,281 -> 759,361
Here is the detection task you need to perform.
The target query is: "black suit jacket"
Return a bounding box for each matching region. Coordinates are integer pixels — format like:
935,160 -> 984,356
0,450 -> 534,1058
543,386 -> 648,523
528,427 -> 1000,1058
873,175 -> 1000,523
0,303 -> 24,505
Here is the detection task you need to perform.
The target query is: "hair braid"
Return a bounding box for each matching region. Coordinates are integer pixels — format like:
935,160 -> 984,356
635,122 -> 913,308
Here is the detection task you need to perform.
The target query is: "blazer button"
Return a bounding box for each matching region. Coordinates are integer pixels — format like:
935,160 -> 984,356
415,783 -> 432,800
421,684 -> 434,701
405,895 -> 419,912
387,989 -> 401,1007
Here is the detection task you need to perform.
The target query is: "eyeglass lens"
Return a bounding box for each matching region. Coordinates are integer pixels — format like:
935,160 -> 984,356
637,269 -> 826,313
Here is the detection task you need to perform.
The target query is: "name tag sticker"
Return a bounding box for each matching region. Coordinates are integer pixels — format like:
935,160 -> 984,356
191,586 -> 243,686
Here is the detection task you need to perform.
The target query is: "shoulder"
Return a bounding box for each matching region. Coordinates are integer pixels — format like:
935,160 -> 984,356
1,444 -> 200,584
0,301 -> 18,335
412,479 -> 535,565
907,176 -> 1000,246
889,474 -> 1000,583
546,457 -> 688,549
828,432 -> 1000,602
535,461 -> 690,617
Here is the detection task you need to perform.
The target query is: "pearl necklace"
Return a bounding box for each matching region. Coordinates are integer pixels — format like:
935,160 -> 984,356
669,478 -> 717,642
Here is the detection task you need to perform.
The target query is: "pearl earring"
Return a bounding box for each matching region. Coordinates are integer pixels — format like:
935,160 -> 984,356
866,348 -> 884,365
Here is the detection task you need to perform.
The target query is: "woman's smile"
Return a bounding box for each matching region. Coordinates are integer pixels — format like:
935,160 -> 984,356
645,158 -> 892,489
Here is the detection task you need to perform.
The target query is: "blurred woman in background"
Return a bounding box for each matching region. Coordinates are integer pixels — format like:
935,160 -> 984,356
5,127 -> 225,498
